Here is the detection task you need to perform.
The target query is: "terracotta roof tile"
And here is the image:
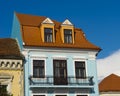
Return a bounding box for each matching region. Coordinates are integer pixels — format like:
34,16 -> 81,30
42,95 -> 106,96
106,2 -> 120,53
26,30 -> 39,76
0,38 -> 24,60
16,13 -> 46,26
16,13 -> 101,50
99,74 -> 120,92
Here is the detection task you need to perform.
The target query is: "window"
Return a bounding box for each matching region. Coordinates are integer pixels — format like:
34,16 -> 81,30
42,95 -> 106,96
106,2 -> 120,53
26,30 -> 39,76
64,29 -> 72,43
56,95 -> 67,96
44,28 -> 53,42
33,60 -> 45,78
53,60 -> 68,85
75,61 -> 86,78
33,95 -> 45,96
0,85 -> 8,95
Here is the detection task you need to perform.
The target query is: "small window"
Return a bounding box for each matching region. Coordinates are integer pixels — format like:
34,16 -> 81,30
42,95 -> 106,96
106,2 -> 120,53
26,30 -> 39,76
33,60 -> 45,78
64,29 -> 72,43
0,85 -> 8,95
44,28 -> 53,42
75,61 -> 86,78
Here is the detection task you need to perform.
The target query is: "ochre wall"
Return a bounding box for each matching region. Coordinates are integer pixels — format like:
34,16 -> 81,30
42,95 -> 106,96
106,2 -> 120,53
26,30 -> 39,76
0,69 -> 23,96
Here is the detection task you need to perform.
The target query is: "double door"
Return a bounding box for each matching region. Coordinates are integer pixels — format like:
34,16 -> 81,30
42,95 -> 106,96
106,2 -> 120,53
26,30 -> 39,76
53,60 -> 68,85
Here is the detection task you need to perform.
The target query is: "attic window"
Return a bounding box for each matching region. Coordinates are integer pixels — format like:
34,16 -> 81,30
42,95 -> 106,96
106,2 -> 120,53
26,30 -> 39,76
44,28 -> 53,42
64,29 -> 72,43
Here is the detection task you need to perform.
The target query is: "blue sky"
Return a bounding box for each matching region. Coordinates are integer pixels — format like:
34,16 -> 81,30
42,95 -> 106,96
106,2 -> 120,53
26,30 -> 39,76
0,0 -> 120,60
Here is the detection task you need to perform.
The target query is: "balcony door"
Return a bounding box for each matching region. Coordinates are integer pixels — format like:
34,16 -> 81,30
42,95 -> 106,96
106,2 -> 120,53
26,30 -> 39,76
53,60 -> 68,85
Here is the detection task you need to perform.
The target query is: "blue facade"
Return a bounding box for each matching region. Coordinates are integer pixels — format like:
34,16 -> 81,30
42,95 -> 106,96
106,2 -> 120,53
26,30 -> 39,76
11,13 -> 100,96
26,48 -> 99,96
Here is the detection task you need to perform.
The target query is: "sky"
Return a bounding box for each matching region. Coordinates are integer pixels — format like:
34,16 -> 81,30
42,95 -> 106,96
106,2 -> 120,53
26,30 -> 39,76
0,0 -> 120,80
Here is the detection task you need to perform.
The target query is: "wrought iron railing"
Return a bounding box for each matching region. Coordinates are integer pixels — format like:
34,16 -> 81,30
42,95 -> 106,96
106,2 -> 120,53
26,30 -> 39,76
29,76 -> 94,86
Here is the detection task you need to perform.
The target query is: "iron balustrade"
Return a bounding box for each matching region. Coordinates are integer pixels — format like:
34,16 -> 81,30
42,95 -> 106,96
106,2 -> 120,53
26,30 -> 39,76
29,76 -> 94,86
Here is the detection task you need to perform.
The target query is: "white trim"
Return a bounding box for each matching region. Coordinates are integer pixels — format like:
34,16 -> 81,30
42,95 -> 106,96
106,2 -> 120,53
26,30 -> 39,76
73,59 -> 88,78
72,56 -> 87,60
42,17 -> 54,24
23,47 -> 98,54
31,93 -> 47,96
30,55 -> 48,59
31,57 -> 46,77
62,19 -> 73,26
75,93 -> 89,96
52,56 -> 68,60
54,93 -> 68,96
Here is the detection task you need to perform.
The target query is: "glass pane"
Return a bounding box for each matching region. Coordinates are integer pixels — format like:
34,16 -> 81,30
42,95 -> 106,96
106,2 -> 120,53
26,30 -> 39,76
33,60 -> 45,78
33,60 -> 44,66
55,68 -> 60,77
64,29 -> 72,34
64,29 -> 72,43
33,67 -> 39,77
75,61 -> 86,78
44,28 -> 53,42
39,68 -> 44,77
45,28 -> 52,33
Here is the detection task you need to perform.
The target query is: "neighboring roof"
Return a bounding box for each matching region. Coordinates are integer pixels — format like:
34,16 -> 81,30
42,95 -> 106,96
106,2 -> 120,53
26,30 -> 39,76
0,38 -> 24,60
15,12 -> 101,51
99,74 -> 120,92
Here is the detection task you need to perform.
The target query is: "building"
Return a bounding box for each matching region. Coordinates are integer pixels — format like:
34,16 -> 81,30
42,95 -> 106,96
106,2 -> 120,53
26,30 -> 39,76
11,12 -> 101,96
99,74 -> 120,96
0,38 -> 25,96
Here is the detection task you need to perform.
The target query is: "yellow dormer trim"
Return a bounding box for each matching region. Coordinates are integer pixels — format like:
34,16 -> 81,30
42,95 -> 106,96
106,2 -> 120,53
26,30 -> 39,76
61,19 -> 74,43
40,24 -> 55,42
40,18 -> 55,42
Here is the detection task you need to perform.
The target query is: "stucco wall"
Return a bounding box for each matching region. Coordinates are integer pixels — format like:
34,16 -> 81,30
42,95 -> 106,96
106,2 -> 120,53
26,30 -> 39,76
24,48 -> 99,96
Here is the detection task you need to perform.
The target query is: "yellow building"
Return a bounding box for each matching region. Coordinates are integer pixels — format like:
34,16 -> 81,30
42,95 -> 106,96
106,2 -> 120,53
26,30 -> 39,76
0,38 -> 25,96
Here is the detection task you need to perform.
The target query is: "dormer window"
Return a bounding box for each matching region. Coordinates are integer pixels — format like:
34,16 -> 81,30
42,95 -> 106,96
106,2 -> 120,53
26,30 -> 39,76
44,28 -> 53,42
64,29 -> 72,43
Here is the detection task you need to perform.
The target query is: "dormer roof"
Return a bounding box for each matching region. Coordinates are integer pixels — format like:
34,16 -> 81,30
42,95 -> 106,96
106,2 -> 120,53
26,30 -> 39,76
15,13 -> 101,51
62,19 -> 73,26
42,17 -> 54,24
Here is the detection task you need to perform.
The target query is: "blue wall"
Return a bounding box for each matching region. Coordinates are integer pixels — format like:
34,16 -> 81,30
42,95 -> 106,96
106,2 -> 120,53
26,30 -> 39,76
26,49 -> 99,96
11,13 -> 23,49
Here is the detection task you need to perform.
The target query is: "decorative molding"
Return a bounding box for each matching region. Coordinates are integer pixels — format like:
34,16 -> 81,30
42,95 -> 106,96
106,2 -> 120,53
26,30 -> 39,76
72,56 -> 87,60
62,19 -> 73,26
30,55 -> 48,59
0,59 -> 23,70
42,18 -> 54,24
52,56 -> 68,60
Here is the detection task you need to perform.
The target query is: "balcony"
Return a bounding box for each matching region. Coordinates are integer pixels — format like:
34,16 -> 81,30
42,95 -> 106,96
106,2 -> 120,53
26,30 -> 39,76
29,76 -> 94,89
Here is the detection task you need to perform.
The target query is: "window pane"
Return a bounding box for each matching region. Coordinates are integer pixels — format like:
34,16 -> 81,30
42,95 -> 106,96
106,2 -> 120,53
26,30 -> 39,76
0,85 -> 8,95
33,60 -> 45,78
75,61 -> 86,78
33,95 -> 45,96
44,28 -> 53,42
53,60 -> 67,78
64,29 -> 72,43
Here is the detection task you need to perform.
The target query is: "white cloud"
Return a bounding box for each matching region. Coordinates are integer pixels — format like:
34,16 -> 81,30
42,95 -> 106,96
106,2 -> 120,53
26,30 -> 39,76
97,49 -> 120,81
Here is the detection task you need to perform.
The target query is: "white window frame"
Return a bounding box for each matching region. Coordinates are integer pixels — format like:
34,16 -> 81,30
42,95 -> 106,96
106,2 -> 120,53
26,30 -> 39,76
31,57 -> 47,78
73,58 -> 88,78
75,93 -> 89,96
31,93 -> 47,96
54,93 -> 68,96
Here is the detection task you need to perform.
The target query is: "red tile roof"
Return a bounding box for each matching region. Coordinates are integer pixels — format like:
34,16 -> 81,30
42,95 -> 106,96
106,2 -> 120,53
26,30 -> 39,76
16,13 -> 101,50
0,38 -> 24,60
99,74 -> 120,92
